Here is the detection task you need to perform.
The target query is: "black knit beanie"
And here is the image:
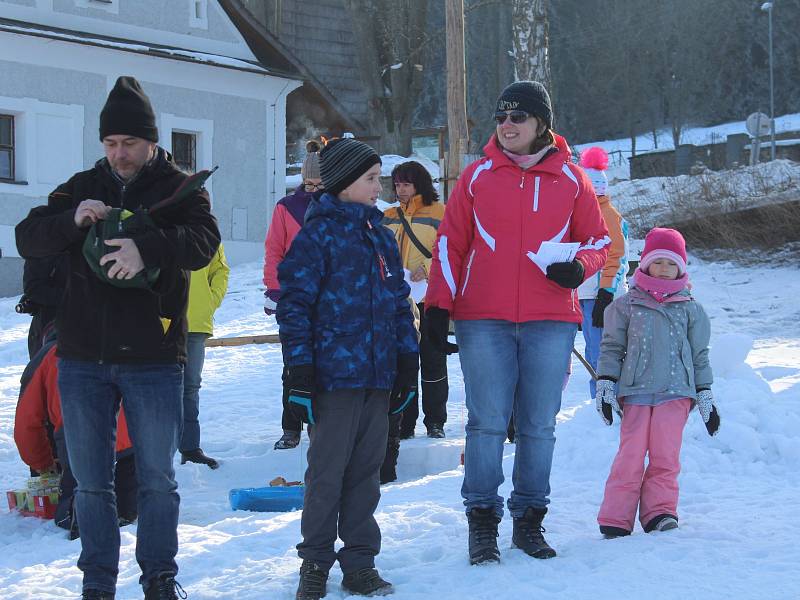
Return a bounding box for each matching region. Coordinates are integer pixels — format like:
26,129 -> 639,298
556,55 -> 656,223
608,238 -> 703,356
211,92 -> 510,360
99,76 -> 159,142
319,138 -> 381,196
496,81 -> 553,130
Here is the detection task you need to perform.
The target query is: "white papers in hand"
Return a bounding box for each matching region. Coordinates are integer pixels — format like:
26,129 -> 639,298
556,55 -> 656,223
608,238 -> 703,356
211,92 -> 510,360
404,268 -> 428,304
526,241 -> 580,274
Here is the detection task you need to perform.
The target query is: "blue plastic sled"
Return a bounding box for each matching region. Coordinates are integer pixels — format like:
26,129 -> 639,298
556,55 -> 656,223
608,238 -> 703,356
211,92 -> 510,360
229,486 -> 304,512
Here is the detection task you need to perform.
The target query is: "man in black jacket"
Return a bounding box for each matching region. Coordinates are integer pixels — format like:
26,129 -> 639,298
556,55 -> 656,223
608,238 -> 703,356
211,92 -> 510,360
15,76 -> 220,600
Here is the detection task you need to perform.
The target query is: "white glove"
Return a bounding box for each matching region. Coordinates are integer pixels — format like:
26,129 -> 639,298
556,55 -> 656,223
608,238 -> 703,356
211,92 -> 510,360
596,378 -> 622,426
696,389 -> 720,436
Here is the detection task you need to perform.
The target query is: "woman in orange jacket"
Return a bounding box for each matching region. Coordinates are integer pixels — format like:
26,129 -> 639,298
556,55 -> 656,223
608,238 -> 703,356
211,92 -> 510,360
382,161 -> 449,440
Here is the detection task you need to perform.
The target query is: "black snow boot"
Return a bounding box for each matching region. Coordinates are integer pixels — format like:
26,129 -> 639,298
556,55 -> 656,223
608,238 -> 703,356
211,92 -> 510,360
296,560 -> 328,600
512,507 -> 557,559
82,590 -> 115,600
467,507 -> 501,565
274,430 -> 301,450
143,574 -> 187,599
426,424 -> 446,439
644,514 -> 679,533
180,448 -> 219,469
599,525 -> 631,539
341,568 -> 393,596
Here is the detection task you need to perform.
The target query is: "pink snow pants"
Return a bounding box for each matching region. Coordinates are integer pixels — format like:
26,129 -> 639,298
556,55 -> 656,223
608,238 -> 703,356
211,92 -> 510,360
597,398 -> 692,532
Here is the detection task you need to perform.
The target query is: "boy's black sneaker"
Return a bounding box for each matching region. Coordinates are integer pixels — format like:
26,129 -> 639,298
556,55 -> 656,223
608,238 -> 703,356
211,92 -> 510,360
341,568 -> 393,596
599,525 -> 631,539
511,507 -> 557,559
143,574 -> 187,600
467,507 -> 501,565
426,424 -> 446,439
82,590 -> 115,600
296,560 -> 328,600
274,431 -> 301,450
180,448 -> 219,469
398,430 -> 414,440
644,514 -> 679,533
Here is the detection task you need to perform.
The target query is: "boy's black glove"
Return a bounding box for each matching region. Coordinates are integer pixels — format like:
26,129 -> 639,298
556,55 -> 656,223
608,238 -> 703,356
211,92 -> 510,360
546,260 -> 585,289
389,353 -> 419,415
286,364 -> 316,425
591,288 -> 614,328
425,307 -> 459,354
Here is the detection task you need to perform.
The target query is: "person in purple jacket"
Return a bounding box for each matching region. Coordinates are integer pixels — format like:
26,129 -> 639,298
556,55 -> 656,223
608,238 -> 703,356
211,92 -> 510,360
263,140 -> 322,450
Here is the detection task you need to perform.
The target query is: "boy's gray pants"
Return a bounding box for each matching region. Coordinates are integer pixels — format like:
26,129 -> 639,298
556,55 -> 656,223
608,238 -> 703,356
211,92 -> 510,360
297,388 -> 390,573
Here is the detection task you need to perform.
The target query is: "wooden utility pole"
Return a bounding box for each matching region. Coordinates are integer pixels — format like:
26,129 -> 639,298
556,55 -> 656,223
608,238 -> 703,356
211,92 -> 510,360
445,0 -> 468,200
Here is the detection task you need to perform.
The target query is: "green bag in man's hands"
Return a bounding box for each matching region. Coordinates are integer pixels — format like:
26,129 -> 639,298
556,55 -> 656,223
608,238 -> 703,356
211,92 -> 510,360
81,166 -> 217,289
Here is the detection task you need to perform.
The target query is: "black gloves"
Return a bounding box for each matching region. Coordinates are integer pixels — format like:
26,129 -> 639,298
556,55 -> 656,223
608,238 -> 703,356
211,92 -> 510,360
546,260 -> 585,289
591,288 -> 614,328
389,353 -> 419,415
425,307 -> 459,354
286,364 -> 316,425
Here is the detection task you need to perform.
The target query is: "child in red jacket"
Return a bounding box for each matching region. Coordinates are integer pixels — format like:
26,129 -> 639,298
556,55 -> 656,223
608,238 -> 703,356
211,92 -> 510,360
14,335 -> 137,536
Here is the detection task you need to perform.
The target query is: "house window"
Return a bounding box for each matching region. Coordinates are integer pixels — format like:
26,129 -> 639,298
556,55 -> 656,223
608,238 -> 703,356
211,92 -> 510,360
189,0 -> 209,29
172,131 -> 197,173
75,0 -> 119,14
0,114 -> 14,182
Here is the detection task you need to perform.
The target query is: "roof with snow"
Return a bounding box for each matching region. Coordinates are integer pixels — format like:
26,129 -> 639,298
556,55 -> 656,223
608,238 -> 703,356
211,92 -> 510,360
0,17 -> 297,78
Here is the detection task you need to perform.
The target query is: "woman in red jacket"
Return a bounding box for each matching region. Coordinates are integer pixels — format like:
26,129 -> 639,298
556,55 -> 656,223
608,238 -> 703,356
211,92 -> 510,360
424,81 -> 610,564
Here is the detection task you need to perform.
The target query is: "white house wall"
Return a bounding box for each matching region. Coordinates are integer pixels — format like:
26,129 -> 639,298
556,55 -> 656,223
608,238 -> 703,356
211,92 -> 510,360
0,28 -> 300,278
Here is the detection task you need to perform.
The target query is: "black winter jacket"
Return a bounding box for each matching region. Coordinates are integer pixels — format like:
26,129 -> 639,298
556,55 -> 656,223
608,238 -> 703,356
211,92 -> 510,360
15,148 -> 220,364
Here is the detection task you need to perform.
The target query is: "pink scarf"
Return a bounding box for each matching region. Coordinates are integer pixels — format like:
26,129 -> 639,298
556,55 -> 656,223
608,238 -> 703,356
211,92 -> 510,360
632,268 -> 690,303
502,145 -> 553,170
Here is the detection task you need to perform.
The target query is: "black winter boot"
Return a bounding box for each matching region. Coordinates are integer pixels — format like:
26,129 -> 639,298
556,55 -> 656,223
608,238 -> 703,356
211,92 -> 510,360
467,507 -> 501,565
274,430 -> 301,450
341,568 -> 393,596
644,514 -> 679,533
82,590 -> 115,599
296,560 -> 328,600
143,574 -> 187,599
599,525 -> 631,539
511,507 -> 557,559
180,448 -> 219,469
426,424 -> 446,439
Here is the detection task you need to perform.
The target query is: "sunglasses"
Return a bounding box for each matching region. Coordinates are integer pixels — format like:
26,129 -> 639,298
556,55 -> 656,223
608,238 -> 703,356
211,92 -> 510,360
303,182 -> 325,192
494,111 -> 531,125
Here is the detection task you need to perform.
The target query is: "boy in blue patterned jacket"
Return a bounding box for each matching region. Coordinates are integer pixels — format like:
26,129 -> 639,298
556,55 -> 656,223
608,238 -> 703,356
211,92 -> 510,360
277,138 -> 419,600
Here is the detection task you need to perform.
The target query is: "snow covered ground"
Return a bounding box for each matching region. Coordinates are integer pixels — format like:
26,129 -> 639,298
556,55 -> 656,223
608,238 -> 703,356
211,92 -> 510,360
1,258 -> 798,599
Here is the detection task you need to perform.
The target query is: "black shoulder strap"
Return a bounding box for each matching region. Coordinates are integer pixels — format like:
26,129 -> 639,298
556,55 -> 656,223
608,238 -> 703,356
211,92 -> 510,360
396,209 -> 432,259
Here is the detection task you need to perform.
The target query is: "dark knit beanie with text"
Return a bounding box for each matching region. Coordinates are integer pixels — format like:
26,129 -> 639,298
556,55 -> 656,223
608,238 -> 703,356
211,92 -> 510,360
496,81 -> 553,130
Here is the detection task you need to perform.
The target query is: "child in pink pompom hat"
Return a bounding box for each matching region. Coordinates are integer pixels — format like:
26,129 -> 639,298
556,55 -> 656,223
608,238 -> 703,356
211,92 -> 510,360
639,227 -> 688,276
593,227 -> 720,539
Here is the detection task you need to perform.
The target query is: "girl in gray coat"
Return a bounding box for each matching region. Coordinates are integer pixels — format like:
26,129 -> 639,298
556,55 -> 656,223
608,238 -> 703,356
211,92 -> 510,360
595,228 -> 720,539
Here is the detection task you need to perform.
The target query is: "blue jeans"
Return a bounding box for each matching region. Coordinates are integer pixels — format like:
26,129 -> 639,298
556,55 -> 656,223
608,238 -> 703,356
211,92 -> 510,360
58,359 -> 183,593
455,319 -> 577,518
180,333 -> 209,451
580,299 -> 602,399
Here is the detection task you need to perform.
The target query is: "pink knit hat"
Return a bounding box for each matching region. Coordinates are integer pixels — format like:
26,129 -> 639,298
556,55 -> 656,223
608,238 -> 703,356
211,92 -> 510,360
639,227 -> 687,275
